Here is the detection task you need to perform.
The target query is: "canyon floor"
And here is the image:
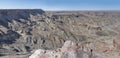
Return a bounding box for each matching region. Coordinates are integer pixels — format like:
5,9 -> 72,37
0,9 -> 120,58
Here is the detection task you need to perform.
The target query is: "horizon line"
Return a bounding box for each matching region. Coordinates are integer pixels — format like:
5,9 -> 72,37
0,8 -> 120,11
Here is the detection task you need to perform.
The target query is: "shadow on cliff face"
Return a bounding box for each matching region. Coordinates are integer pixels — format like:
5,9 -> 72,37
0,30 -> 21,44
0,9 -> 45,28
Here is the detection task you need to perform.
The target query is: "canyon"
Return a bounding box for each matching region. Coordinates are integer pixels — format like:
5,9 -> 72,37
0,9 -> 120,58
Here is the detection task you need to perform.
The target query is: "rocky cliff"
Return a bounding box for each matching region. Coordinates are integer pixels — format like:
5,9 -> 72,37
0,10 -> 120,58
29,40 -> 120,58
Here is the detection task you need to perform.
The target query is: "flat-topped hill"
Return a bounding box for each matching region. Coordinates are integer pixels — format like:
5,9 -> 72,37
0,9 -> 45,28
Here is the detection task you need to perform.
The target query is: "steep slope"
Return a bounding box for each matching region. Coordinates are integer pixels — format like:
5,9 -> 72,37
0,9 -> 45,57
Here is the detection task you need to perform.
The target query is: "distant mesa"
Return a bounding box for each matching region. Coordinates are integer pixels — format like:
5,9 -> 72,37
0,9 -> 45,28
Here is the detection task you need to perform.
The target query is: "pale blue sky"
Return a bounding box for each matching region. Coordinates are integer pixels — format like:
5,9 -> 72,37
0,0 -> 120,10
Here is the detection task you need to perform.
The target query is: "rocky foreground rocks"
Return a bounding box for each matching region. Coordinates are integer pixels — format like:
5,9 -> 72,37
29,40 -> 120,58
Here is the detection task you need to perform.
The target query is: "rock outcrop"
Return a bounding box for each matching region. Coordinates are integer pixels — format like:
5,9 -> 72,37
29,40 -> 120,58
